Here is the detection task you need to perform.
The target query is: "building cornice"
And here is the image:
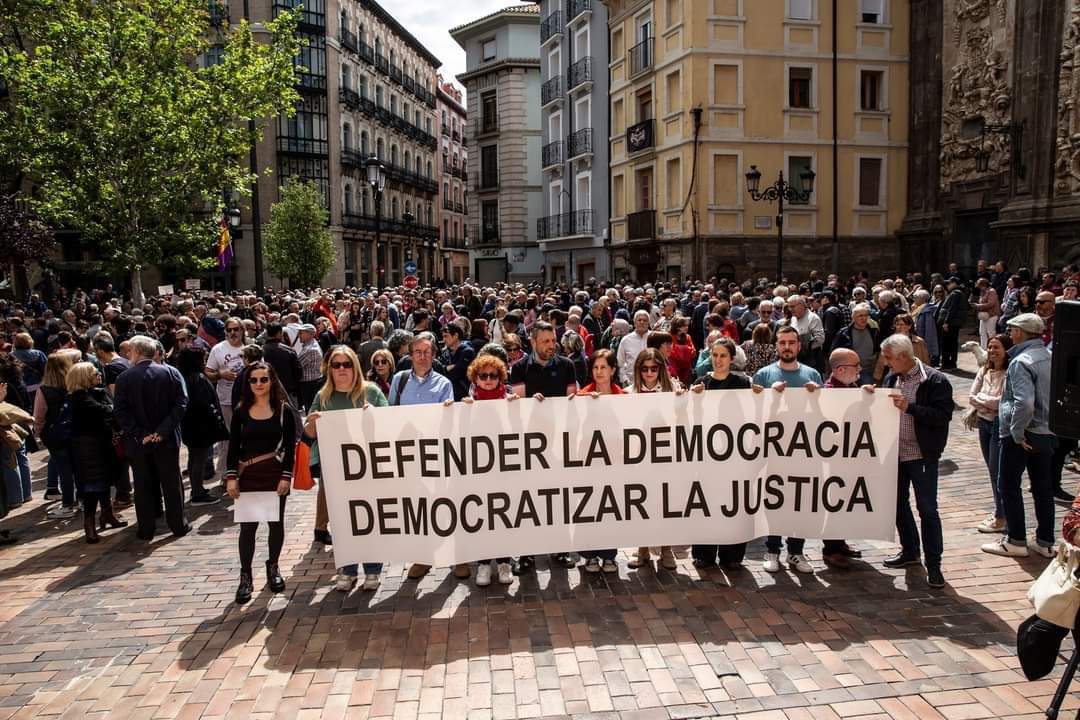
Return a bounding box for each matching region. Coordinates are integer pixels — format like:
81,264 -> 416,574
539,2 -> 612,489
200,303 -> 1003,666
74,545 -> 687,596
457,58 -> 541,84
359,0 -> 441,68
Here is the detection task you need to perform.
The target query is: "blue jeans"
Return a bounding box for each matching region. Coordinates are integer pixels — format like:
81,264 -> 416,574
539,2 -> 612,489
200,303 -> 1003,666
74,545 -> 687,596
998,432 -> 1056,548
15,443 -> 31,502
340,563 -> 383,577
47,450 -> 77,507
765,536 -> 805,555
977,418 -> 1003,517
2,447 -> 22,507
896,459 -> 943,569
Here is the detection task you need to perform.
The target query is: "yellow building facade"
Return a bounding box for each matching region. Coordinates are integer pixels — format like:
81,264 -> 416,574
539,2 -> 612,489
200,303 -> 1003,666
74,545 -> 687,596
603,0 -> 909,282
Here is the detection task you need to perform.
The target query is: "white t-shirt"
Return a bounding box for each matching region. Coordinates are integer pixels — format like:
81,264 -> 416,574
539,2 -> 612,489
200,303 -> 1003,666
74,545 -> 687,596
206,340 -> 245,407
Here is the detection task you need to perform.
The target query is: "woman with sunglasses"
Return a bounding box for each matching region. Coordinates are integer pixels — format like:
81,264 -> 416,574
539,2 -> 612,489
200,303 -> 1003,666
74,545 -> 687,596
304,346 -> 388,593
627,348 -> 682,571
366,348 -> 396,397
689,338 -> 750,571
224,362 -> 296,605
573,349 -> 623,574
461,353 -> 517,586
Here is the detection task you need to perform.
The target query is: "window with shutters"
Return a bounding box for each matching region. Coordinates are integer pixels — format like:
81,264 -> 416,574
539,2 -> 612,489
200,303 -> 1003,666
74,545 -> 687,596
860,70 -> 883,111
858,157 -> 883,207
860,0 -> 884,23
788,0 -> 812,20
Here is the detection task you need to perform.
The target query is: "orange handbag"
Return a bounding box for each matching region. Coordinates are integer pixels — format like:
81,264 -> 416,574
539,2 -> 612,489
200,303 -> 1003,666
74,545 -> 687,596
292,441 -> 314,491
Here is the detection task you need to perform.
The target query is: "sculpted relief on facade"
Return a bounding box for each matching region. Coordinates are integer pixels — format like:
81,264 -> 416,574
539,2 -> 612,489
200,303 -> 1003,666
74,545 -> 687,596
940,0 -> 1011,189
1056,0 -> 1080,196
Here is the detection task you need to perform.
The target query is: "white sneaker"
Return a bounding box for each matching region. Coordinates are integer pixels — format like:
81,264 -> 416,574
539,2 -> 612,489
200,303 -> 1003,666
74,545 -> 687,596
497,562 -> 513,584
335,574 -> 358,592
762,552 -> 781,573
976,514 -> 1006,534
475,563 -> 492,586
361,573 -> 380,591
47,504 -> 77,519
1028,541 -> 1055,559
981,539 -> 1029,558
788,554 -> 813,574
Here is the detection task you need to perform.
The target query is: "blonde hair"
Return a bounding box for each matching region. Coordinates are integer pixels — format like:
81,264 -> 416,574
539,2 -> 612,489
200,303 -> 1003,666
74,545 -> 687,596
65,362 -> 100,393
317,345 -> 367,408
42,349 -> 82,389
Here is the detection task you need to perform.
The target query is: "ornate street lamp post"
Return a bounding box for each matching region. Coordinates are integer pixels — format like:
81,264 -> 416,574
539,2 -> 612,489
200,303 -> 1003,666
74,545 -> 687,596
365,153 -> 386,282
745,164 -> 815,282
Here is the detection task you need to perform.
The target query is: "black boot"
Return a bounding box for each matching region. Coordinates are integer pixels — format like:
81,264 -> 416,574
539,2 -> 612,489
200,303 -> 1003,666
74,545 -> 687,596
266,561 -> 286,593
99,505 -> 129,531
235,571 -> 254,604
84,514 -> 100,544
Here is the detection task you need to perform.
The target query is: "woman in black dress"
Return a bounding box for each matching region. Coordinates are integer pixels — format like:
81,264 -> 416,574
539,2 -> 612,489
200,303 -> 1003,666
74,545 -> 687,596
690,337 -> 751,571
224,362 -> 296,604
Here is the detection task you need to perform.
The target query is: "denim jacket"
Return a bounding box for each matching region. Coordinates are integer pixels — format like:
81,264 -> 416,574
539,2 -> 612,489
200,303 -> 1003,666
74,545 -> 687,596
999,338 -> 1052,444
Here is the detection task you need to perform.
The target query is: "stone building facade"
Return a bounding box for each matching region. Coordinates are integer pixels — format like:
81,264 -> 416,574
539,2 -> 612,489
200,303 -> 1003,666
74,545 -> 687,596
451,5 -> 545,285
901,0 -> 1080,276
436,77 -> 470,284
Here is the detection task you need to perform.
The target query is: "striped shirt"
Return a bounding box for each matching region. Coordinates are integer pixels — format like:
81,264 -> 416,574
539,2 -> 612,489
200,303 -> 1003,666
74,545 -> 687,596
897,360 -> 927,462
297,340 -> 323,382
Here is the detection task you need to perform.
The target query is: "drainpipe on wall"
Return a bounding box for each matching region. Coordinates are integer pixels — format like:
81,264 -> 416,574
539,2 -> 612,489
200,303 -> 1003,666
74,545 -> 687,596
831,0 -> 839,276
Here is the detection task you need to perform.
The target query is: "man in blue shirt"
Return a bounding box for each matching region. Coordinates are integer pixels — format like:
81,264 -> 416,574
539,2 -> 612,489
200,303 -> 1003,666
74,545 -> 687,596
387,332 -> 460,580
752,325 -> 822,575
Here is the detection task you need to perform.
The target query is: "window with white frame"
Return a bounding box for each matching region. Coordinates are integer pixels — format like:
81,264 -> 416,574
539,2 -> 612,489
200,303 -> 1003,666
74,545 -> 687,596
860,0 -> 884,23
860,70 -> 884,111
788,0 -> 812,20
788,67 -> 813,109
787,156 -> 813,205
482,39 -> 496,61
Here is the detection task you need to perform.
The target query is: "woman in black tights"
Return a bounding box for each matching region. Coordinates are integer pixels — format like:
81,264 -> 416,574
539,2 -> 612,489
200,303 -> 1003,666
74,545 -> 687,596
224,361 -> 296,604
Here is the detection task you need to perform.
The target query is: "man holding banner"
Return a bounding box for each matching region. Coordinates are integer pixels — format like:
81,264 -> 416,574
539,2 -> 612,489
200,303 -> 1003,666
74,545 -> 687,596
879,334 -> 955,589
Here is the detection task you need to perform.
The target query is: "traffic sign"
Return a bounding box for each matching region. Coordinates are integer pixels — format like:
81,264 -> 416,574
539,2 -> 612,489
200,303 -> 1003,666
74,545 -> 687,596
403,274 -> 419,289
404,260 -> 418,276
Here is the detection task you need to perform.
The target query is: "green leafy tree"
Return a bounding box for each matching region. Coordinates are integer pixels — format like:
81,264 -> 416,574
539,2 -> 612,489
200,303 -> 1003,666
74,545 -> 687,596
0,0 -> 302,299
263,178 -> 334,288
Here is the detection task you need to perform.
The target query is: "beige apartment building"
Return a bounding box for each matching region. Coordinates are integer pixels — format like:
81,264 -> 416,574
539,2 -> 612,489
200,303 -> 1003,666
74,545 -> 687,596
602,0 -> 909,282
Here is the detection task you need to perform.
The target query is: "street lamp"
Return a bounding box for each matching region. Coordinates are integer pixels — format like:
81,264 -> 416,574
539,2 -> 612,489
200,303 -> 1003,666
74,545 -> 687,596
403,209 -> 415,277
744,164 -> 815,282
365,153 -> 386,281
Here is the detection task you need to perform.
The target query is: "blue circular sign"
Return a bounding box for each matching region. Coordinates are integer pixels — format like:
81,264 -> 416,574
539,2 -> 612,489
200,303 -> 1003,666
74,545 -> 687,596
404,260 -> 418,276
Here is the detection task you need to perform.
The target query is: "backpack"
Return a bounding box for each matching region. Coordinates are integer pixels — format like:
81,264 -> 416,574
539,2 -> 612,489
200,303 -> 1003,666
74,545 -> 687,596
391,373 -> 410,406
42,398 -> 73,450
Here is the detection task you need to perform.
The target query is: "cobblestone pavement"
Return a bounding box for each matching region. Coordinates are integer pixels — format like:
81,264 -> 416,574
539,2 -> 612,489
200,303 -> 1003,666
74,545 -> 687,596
0,352 -> 1074,720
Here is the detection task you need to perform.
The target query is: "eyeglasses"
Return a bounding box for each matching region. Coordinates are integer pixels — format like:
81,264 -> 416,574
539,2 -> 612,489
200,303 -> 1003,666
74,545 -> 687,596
641,365 -> 660,373
248,376 -> 271,385
1036,300 -> 1053,305
330,360 -> 354,370
835,363 -> 860,370
227,327 -> 242,333
476,373 -> 499,381
373,359 -> 390,366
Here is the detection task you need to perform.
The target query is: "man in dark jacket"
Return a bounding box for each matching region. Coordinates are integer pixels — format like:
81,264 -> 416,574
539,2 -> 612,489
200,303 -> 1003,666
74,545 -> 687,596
818,290 -> 844,353
262,324 -> 302,407
879,334 -> 955,588
113,335 -> 191,541
439,323 -> 475,401
936,276 -> 968,370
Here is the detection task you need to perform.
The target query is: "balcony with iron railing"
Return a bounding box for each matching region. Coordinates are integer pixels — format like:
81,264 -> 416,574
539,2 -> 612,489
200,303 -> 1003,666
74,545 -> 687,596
537,210 -> 595,240
452,130 -> 461,142
339,86 -> 361,110
566,128 -> 592,160
541,76 -> 564,108
475,223 -> 500,246
567,0 -> 592,24
276,135 -> 328,156
375,52 -> 388,74
627,209 -> 656,240
480,114 -> 499,135
389,64 -> 402,84
567,57 -> 592,93
441,125 -> 450,137
340,148 -> 365,167
358,40 -> 374,64
628,37 -> 653,78
542,141 -> 563,170
626,118 -> 654,153
339,28 -> 358,54
540,11 -> 563,46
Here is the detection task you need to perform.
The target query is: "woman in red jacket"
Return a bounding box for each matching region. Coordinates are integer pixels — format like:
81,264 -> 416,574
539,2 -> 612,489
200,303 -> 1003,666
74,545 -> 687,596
668,317 -> 696,386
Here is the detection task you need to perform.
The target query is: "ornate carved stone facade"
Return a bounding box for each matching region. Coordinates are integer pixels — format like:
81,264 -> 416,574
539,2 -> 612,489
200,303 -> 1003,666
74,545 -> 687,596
939,0 -> 1012,188
1056,0 -> 1080,196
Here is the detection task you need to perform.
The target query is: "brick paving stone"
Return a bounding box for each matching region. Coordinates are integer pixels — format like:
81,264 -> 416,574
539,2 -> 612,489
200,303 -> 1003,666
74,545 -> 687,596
0,354 -> 1076,718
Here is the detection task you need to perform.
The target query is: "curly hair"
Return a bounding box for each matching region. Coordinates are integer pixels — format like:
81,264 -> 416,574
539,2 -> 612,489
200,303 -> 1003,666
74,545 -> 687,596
466,353 -> 508,385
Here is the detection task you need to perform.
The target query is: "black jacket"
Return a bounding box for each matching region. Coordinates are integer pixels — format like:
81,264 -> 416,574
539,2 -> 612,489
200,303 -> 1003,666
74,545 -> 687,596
113,360 -> 188,451
69,388 -> 120,494
821,305 -> 844,351
263,340 -> 302,396
830,323 -> 878,353
938,288 -> 969,328
881,364 -> 955,461
182,373 -> 225,449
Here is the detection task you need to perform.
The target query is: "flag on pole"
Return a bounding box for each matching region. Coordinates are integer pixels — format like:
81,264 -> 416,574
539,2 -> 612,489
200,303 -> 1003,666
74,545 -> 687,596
216,217 -> 233,271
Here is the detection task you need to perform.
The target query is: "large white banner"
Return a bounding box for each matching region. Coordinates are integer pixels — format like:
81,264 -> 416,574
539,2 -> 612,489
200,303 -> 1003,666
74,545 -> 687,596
317,389 -> 900,567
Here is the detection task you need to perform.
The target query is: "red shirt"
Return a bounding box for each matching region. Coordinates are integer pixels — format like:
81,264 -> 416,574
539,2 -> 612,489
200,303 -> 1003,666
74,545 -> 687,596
579,382 -> 624,394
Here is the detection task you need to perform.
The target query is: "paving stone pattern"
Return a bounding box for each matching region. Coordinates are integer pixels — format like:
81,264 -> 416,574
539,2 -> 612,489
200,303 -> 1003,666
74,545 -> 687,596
0,354 -> 1073,719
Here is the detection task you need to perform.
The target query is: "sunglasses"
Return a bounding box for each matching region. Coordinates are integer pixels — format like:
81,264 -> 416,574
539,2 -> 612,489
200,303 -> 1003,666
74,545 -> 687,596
476,372 -> 499,381
248,376 -> 270,385
373,359 -> 390,366
330,360 -> 354,370
641,365 -> 660,373
227,327 -> 242,333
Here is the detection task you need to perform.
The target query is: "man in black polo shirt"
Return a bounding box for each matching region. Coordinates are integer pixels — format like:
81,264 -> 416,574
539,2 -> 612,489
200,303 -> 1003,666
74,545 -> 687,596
509,320 -> 578,574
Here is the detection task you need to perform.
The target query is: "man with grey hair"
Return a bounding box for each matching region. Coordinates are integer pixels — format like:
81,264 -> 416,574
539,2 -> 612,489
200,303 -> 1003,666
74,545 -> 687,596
785,295 -> 825,370
879,334 -> 955,588
982,313 -> 1055,559
617,310 -> 652,383
114,335 -> 191,541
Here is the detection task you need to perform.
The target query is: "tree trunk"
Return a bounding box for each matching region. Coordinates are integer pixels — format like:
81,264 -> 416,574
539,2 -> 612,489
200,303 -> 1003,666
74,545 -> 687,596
130,266 -> 145,307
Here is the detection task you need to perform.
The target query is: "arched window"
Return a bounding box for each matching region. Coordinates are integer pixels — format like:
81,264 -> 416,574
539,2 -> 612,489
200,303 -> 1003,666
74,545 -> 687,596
359,75 -> 367,99
391,144 -> 398,166
360,130 -> 369,156
376,137 -> 384,159
426,205 -> 432,225
390,95 -> 397,115
404,200 -> 412,218
390,49 -> 396,67
358,22 -> 364,43
375,37 -> 382,56
339,9 -> 347,34
404,150 -> 411,170
343,123 -> 352,151
415,110 -> 421,127
426,160 -> 433,178
443,182 -> 449,198
391,196 -> 399,219
340,62 -> 349,91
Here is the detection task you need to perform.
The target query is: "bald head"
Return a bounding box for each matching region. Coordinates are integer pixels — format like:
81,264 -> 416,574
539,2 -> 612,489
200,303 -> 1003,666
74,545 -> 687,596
829,348 -> 859,370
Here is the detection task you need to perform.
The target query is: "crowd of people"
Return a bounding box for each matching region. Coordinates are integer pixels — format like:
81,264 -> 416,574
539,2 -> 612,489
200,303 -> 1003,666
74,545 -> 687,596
0,259 -> 1073,601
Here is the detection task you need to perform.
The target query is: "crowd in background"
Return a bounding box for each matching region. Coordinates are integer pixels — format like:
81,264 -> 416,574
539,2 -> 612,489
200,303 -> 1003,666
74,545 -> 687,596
0,258 -> 1074,599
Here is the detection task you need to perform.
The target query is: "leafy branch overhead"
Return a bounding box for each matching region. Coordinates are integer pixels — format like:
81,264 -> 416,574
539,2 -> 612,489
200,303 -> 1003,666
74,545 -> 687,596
0,194 -> 55,266
0,0 -> 303,274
